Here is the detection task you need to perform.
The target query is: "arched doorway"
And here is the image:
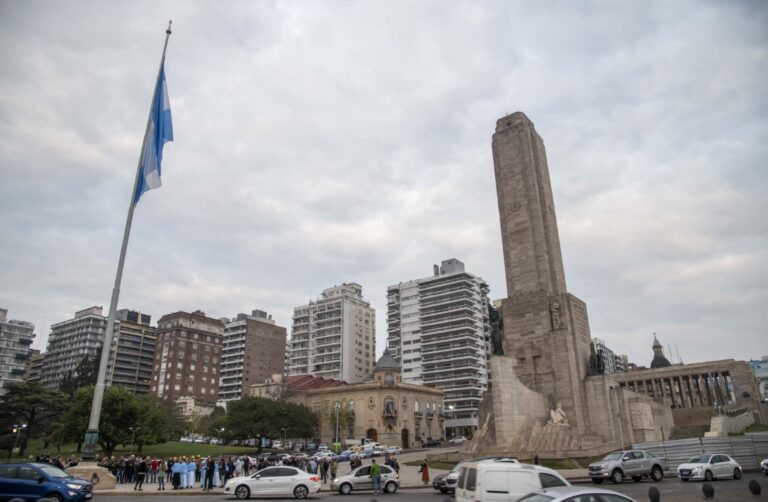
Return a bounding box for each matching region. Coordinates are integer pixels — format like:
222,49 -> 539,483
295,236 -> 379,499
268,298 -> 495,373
366,428 -> 378,442
401,428 -> 409,449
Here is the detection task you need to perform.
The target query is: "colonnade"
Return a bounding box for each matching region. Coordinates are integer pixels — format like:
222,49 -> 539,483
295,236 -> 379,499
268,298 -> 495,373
618,371 -> 735,409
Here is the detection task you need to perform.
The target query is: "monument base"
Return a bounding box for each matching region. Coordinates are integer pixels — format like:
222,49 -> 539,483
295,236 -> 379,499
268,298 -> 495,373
66,462 -> 116,491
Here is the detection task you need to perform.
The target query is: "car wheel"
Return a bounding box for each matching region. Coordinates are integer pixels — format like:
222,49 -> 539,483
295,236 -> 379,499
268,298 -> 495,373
704,470 -> 713,482
651,466 -> 663,482
46,495 -> 64,502
439,488 -> 448,493
592,478 -> 604,484
733,468 -> 741,480
385,481 -> 398,494
681,478 -> 689,482
293,485 -> 309,499
632,476 -> 642,482
234,484 -> 251,499
611,469 -> 624,484
340,482 -> 352,495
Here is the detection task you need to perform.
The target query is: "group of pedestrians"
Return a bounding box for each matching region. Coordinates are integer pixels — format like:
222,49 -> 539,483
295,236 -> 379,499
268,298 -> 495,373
100,454 -> 255,490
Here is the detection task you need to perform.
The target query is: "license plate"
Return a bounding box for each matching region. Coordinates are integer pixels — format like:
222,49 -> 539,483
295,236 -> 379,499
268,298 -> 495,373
84,494 -> 93,500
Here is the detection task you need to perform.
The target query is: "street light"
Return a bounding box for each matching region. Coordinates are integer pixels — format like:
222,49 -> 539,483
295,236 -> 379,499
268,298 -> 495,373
334,402 -> 341,446
280,427 -> 289,449
128,427 -> 141,450
217,427 -> 225,442
7,424 -> 26,460
448,405 -> 455,439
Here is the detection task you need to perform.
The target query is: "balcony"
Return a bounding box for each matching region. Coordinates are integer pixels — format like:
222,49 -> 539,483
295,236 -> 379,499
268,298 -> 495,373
414,410 -> 422,418
382,409 -> 398,419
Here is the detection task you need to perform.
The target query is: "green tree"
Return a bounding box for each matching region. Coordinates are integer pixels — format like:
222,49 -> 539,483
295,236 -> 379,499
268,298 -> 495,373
59,346 -> 102,397
0,382 -> 67,457
224,397 -> 317,443
58,386 -> 184,457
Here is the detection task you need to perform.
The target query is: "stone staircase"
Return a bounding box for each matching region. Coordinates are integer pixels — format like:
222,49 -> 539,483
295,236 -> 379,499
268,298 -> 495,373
525,423 -> 580,453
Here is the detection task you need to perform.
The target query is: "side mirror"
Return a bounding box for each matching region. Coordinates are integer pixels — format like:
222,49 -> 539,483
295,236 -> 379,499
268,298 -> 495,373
622,455 -> 631,461
255,475 -> 261,479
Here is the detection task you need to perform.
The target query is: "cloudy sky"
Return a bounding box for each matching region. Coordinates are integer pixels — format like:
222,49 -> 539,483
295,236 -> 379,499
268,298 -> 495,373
1,0 -> 766,367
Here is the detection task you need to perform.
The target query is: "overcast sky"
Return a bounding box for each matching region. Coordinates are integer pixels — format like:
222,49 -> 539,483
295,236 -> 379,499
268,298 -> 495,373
1,0 -> 766,367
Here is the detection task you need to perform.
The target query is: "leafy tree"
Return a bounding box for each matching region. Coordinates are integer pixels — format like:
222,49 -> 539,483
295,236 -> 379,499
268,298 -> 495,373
0,382 -> 67,456
587,342 -> 605,376
58,386 -> 183,457
224,397 -> 317,443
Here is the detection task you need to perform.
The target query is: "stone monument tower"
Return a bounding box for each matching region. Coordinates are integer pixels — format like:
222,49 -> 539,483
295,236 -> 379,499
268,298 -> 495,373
459,112 -> 672,458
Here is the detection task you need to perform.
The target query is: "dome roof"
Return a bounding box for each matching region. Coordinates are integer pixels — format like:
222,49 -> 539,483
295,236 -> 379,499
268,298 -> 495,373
650,355 -> 672,369
374,349 -> 400,372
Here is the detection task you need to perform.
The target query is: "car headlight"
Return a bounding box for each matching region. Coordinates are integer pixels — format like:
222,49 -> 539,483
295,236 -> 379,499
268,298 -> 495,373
601,464 -> 608,469
691,467 -> 702,474
66,483 -> 82,490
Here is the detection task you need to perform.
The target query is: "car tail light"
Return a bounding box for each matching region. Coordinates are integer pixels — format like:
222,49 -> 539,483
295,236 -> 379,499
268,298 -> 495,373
310,476 -> 319,482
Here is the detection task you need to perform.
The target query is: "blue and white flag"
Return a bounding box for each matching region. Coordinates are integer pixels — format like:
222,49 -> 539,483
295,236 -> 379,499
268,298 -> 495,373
135,63 -> 173,204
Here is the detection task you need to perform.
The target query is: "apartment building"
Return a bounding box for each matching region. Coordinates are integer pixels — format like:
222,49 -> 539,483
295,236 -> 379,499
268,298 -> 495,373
150,310 -> 224,405
41,306 -> 106,390
106,309 -> 157,394
287,283 -> 375,383
387,259 -> 490,437
0,308 -> 35,394
218,309 -> 287,404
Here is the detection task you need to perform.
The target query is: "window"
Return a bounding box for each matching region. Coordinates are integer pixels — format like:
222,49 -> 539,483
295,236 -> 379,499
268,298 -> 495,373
539,473 -> 567,488
484,470 -> 509,494
0,465 -> 17,478
465,467 -> 477,490
17,466 -> 39,480
355,466 -> 371,477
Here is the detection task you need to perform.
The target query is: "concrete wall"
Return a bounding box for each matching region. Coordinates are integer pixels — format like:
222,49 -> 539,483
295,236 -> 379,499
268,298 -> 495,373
705,412 -> 755,437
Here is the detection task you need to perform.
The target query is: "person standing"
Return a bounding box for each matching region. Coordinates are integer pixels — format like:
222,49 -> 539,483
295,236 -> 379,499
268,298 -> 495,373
419,458 -> 430,486
205,457 -> 215,491
244,455 -> 250,476
157,457 -> 166,490
149,457 -> 158,483
330,459 -> 337,482
235,456 -> 243,477
200,457 -> 207,488
187,458 -> 196,488
370,459 -> 382,495
171,458 -> 182,489
212,457 -> 221,488
134,456 -> 147,491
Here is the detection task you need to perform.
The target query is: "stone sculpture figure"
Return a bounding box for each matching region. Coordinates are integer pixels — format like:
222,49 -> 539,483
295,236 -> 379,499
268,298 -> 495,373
550,300 -> 562,330
548,403 -> 569,425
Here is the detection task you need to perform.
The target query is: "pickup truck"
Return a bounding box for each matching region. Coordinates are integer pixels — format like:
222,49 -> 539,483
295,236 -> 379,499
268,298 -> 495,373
588,449 -> 667,484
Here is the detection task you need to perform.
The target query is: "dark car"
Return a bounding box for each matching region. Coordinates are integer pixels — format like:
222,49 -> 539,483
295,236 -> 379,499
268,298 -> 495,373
0,462 -> 93,501
422,438 -> 442,448
432,472 -> 448,492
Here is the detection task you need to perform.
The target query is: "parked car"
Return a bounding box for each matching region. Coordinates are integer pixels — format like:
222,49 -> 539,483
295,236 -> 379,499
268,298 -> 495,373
433,461 -> 465,494
588,449 -> 666,484
762,458 -> 768,475
454,462 -> 570,502
331,463 -> 400,495
224,466 -> 321,499
334,449 -> 356,461
677,454 -> 742,482
0,462 -> 94,501
372,446 -> 386,456
318,443 -> 328,450
448,436 -> 467,445
387,446 -> 403,455
422,437 -> 442,448
518,486 -> 638,502
271,440 -> 283,449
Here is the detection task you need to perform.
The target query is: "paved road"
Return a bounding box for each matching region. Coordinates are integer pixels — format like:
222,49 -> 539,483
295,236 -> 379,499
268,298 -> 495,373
100,472 -> 768,501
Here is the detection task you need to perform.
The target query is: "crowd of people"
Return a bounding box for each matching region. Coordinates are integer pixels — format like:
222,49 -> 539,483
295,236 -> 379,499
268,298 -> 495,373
95,451 -> 403,490
32,453 -> 79,470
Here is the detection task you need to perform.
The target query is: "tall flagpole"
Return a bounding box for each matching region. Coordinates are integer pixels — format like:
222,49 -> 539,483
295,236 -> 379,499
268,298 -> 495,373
82,20 -> 173,461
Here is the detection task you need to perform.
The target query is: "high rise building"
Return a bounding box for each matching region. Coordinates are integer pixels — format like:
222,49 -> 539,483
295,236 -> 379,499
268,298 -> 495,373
218,309 -> 287,405
0,308 -> 35,394
41,306 -> 106,390
150,310 -> 224,405
287,283 -> 375,383
25,350 -> 44,383
386,259 -> 491,437
106,309 -> 156,394
592,337 -> 617,374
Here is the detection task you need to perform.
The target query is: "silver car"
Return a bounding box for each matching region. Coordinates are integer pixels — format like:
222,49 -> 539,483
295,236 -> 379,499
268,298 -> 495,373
331,463 -> 400,495
518,486 -> 637,501
677,453 -> 742,481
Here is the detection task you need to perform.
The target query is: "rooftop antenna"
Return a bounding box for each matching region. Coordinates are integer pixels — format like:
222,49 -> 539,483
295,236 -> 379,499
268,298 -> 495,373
668,344 -> 673,361
674,343 -> 682,364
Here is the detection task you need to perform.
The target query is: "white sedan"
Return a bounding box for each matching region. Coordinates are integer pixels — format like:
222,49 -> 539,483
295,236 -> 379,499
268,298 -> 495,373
677,453 -> 742,481
387,446 -> 403,455
448,436 -> 467,445
225,466 -> 321,499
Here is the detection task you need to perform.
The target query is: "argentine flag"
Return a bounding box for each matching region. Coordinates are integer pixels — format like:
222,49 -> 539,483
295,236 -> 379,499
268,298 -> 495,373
135,63 -> 173,204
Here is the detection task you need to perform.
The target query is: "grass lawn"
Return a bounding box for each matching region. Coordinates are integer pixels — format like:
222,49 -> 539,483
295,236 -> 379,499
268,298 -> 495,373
404,460 -> 456,470
9,439 -> 257,460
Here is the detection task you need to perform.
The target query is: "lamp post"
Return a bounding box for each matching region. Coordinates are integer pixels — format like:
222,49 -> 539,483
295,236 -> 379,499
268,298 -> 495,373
281,427 -> 289,449
217,427 -> 225,442
334,402 -> 341,446
8,424 -> 26,460
447,405 -> 455,439
129,427 -> 141,451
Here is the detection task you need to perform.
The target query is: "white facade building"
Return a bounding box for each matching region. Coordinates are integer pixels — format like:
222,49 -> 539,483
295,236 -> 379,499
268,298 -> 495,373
287,283 -> 375,383
592,337 -> 617,374
41,306 -> 106,390
386,259 -> 491,437
0,308 -> 35,394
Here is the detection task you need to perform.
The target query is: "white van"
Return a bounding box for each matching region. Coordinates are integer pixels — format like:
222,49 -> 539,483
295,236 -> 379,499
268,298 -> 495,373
455,462 -> 570,502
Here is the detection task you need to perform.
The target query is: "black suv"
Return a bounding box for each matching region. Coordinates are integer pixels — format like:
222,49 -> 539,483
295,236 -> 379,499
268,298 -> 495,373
0,462 -> 93,501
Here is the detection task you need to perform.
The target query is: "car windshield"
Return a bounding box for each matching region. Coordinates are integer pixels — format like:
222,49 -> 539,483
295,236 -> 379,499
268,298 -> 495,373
603,452 -> 623,461
39,465 -> 71,479
688,455 -> 712,463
